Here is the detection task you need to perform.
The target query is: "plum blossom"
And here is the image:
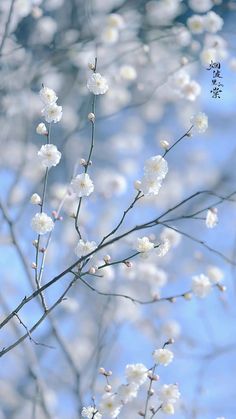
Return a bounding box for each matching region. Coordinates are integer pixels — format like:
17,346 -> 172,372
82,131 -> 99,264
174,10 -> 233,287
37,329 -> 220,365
192,274 -> 212,298
117,382 -> 138,404
125,363 -> 148,387
31,212 -> 54,235
36,122 -> 48,135
87,73 -> 109,95
99,393 -> 122,418
74,239 -> 97,257
30,193 -> 41,205
144,155 -> 168,180
191,112 -> 208,133
39,86 -> 58,105
187,15 -> 205,34
42,103 -> 63,123
153,348 -> 174,366
71,173 -> 94,197
134,236 -> 154,253
206,208 -> 218,228
159,384 -> 181,404
38,144 -> 61,168
81,406 -> 101,419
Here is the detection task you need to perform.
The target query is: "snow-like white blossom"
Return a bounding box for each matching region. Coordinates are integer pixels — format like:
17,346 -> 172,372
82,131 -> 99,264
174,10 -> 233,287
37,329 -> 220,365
182,80 -> 201,101
188,0 -> 213,13
144,155 -> 168,180
36,122 -> 48,135
81,406 -> 101,419
139,175 -> 162,196
107,13 -> 125,29
125,363 -> 148,387
134,236 -> 154,253
207,265 -> 224,283
30,193 -> 41,205
42,103 -> 63,123
191,112 -> 208,133
39,86 -> 58,105
74,239 -> 97,257
38,144 -> 61,168
120,65 -> 137,81
31,212 -> 54,235
187,15 -> 205,34
101,26 -> 119,44
159,384 -> 180,404
153,348 -> 174,366
156,238 -> 170,257
192,274 -> 212,298
204,11 -> 224,33
206,208 -> 218,228
162,403 -> 175,415
117,382 -> 138,404
87,73 -> 109,95
71,173 -> 94,197
99,393 -> 122,418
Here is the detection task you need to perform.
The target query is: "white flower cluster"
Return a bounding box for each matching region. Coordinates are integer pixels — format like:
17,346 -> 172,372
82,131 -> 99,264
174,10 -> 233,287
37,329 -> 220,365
192,273 -> 212,298
136,155 -> 168,196
39,86 -> 62,123
170,70 -> 201,101
187,11 -> 224,34
81,343 -> 180,417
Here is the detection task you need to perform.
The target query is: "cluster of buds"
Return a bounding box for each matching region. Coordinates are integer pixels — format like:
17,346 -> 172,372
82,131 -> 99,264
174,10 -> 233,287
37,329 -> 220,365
52,210 -> 63,221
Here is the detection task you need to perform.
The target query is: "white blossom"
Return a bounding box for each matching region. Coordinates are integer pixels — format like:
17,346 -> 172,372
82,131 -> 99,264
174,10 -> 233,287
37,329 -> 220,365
159,384 -> 180,404
87,73 -> 109,95
192,274 -> 212,298
117,382 -> 138,404
74,239 -> 97,257
206,207 -> 218,228
204,11 -> 224,33
99,393 -> 122,418
139,175 -> 162,196
188,0 -> 213,13
107,13 -> 125,29
71,173 -> 94,197
207,265 -> 224,283
162,403 -> 175,415
101,27 -> 119,44
36,122 -> 48,135
30,193 -> 41,205
156,238 -> 170,257
38,144 -> 61,168
187,15 -> 205,34
153,348 -> 174,366
81,406 -> 101,419
125,363 -> 148,387
144,155 -> 168,180
31,212 -> 54,235
42,103 -> 63,123
39,86 -> 58,105
134,236 -> 154,253
191,112 -> 208,133
120,65 -> 137,81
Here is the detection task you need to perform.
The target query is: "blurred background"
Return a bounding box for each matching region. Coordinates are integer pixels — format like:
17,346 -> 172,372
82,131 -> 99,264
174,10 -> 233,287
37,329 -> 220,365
0,0 -> 236,418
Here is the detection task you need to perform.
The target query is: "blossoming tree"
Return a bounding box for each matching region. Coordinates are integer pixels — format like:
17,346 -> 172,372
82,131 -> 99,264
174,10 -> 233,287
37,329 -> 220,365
0,0 -> 235,418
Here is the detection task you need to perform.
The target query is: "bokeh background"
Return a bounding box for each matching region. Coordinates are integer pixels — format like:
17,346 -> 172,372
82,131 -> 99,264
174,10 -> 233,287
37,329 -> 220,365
0,0 -> 236,418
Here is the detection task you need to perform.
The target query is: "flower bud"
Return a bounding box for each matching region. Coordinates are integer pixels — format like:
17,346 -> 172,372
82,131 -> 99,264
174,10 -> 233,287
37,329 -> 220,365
103,254 -> 111,264
30,193 -> 42,205
88,112 -> 95,122
36,122 -> 48,136
160,140 -> 170,150
104,384 -> 112,392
